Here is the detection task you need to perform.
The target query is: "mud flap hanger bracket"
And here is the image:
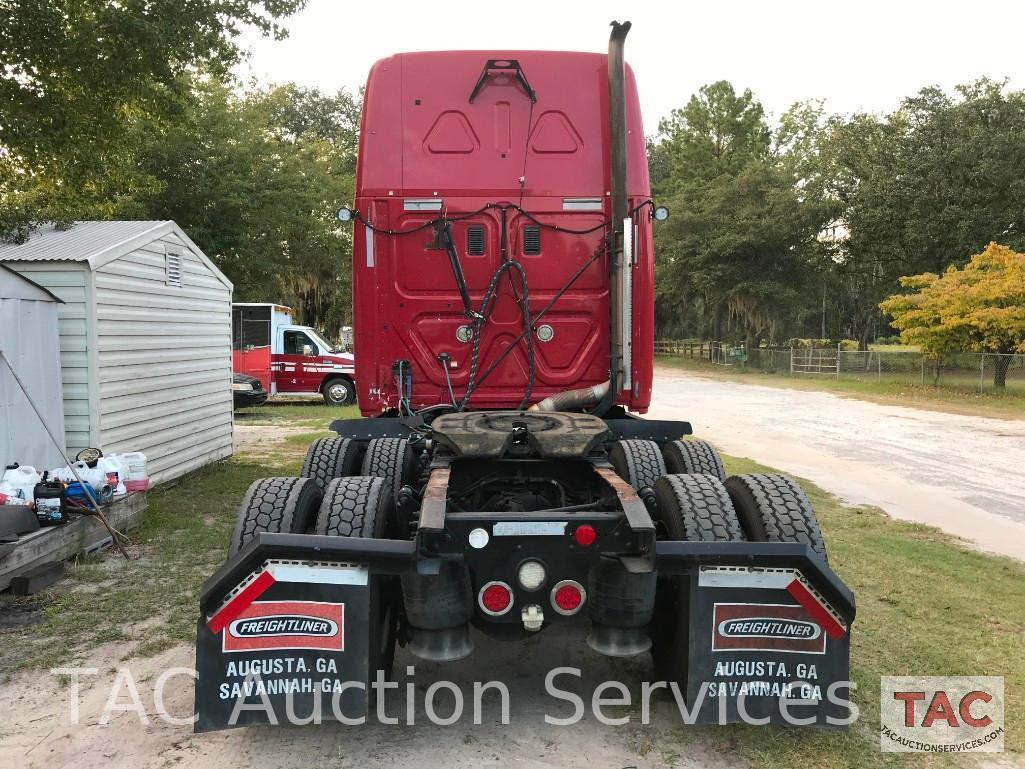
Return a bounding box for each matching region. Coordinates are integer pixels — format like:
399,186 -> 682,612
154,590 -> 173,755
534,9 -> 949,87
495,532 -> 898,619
198,533 -> 415,617
655,540 -> 856,628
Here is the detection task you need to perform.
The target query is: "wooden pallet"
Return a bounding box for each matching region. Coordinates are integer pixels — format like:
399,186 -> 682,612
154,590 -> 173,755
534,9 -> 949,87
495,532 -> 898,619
0,493 -> 148,592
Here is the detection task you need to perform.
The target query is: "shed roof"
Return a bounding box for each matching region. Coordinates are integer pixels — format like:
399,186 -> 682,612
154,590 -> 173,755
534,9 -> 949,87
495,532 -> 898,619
0,263 -> 63,303
0,221 -> 232,290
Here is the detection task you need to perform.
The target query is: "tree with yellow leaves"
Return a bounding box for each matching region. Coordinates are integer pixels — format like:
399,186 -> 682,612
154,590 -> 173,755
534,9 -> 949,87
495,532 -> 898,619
880,243 -> 1025,388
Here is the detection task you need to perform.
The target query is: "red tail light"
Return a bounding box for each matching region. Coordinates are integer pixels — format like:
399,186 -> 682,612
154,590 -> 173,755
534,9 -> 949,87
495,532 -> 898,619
573,524 -> 596,547
551,580 -> 585,615
478,581 -> 513,616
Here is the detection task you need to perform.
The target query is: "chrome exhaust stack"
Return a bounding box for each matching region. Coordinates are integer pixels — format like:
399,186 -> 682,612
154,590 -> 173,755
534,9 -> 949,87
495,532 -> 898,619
607,20 -> 632,404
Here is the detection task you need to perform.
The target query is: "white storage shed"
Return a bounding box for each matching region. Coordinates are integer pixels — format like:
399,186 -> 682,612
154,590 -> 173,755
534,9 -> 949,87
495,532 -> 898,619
0,264 -> 67,470
0,221 -> 234,484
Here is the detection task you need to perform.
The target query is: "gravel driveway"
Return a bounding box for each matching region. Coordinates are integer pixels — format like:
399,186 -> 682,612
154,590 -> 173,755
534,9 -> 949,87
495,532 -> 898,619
647,366 -> 1025,561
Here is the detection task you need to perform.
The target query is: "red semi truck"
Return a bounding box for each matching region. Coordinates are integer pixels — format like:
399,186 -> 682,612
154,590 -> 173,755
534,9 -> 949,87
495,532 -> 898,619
195,23 -> 855,732
232,303 -> 356,405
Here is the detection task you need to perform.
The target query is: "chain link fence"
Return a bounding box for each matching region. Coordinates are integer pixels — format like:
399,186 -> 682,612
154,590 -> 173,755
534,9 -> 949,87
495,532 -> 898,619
656,341 -> 1025,393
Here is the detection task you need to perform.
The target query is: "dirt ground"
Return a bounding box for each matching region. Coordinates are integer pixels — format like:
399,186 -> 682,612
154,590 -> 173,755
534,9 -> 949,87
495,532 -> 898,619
4,378 -> 1025,768
648,365 -> 1025,561
0,627 -> 734,769
0,420 -> 736,769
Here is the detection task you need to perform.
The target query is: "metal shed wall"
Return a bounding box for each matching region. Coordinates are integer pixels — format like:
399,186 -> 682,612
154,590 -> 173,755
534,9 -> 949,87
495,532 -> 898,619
94,229 -> 233,483
3,261 -> 95,452
0,267 -> 67,469
2,221 -> 234,485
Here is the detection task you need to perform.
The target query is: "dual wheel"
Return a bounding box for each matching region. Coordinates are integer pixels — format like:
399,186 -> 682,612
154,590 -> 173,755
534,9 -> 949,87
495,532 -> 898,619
608,437 -> 828,683
607,437 -> 826,559
229,436 -> 417,679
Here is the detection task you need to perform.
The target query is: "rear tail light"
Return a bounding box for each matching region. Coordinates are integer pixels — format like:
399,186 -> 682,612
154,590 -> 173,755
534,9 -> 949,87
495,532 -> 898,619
573,524 -> 596,547
550,580 -> 586,616
478,581 -> 513,616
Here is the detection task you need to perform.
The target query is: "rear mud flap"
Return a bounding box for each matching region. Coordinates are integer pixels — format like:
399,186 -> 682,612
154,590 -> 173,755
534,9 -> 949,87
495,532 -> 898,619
195,561 -> 379,731
195,561 -> 370,732
194,534 -> 413,732
657,542 -> 855,728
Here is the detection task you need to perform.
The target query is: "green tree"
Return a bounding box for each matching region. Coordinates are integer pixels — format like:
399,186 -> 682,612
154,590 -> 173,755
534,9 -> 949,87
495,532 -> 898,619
654,80 -> 771,194
651,83 -> 833,344
819,80 -> 1025,348
0,0 -> 305,238
880,243 -> 1025,387
127,80 -> 360,330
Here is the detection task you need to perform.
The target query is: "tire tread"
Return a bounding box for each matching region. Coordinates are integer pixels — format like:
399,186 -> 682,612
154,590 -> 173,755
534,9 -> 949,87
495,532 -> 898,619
725,473 -> 827,560
301,437 -> 359,490
230,476 -> 321,556
609,439 -> 667,491
361,438 -> 414,500
654,474 -> 745,541
663,439 -> 726,481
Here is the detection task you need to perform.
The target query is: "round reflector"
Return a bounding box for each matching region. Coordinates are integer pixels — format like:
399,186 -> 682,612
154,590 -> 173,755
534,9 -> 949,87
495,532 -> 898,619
551,580 -> 586,615
479,582 -> 512,615
573,525 -> 597,547
517,560 -> 547,591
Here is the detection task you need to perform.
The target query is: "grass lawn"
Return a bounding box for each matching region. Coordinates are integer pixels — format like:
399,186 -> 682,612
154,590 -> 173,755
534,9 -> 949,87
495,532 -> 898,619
234,398 -> 361,429
659,356 -> 1025,420
1,410 -> 1021,767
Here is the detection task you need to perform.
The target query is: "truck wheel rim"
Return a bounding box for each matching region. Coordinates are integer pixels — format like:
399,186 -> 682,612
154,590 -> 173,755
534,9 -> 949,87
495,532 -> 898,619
329,383 -> 349,401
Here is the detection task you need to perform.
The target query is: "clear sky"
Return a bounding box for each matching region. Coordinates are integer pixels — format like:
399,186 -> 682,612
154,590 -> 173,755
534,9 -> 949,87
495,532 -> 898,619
236,0 -> 1024,133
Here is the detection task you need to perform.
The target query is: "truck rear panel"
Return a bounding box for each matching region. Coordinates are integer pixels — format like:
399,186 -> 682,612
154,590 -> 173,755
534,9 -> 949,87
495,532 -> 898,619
353,51 -> 654,414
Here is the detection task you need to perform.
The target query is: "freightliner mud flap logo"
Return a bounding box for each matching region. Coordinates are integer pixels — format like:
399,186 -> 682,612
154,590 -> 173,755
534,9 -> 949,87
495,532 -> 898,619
223,601 -> 344,653
712,603 -> 826,654
194,561 -> 369,732
687,566 -> 852,727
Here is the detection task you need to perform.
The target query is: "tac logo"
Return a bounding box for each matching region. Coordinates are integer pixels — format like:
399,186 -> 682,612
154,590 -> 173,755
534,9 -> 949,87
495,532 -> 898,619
881,676 -> 1004,752
711,603 -> 826,654
222,600 -> 344,653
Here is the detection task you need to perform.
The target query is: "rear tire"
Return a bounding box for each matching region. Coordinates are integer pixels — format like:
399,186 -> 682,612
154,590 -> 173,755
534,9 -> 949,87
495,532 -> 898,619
652,474 -> 745,542
609,439 -> 666,492
650,474 -> 744,685
317,477 -> 397,679
229,477 -> 322,556
323,377 -> 356,406
662,439 -> 726,482
725,473 -> 828,561
301,437 -> 361,491
361,437 -> 416,501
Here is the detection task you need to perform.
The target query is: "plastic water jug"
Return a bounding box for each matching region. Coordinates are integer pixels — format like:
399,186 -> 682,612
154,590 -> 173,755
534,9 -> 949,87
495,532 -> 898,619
49,462 -> 106,492
117,452 -> 149,492
72,461 -> 107,492
0,479 -> 31,506
97,455 -> 127,495
2,465 -> 41,502
49,466 -> 78,484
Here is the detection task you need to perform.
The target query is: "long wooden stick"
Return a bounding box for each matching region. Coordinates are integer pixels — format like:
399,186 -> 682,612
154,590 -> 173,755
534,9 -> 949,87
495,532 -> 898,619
0,349 -> 131,560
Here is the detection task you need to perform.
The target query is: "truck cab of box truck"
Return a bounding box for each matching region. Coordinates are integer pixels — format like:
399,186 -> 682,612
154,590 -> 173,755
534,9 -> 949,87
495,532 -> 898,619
231,303 -> 356,405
